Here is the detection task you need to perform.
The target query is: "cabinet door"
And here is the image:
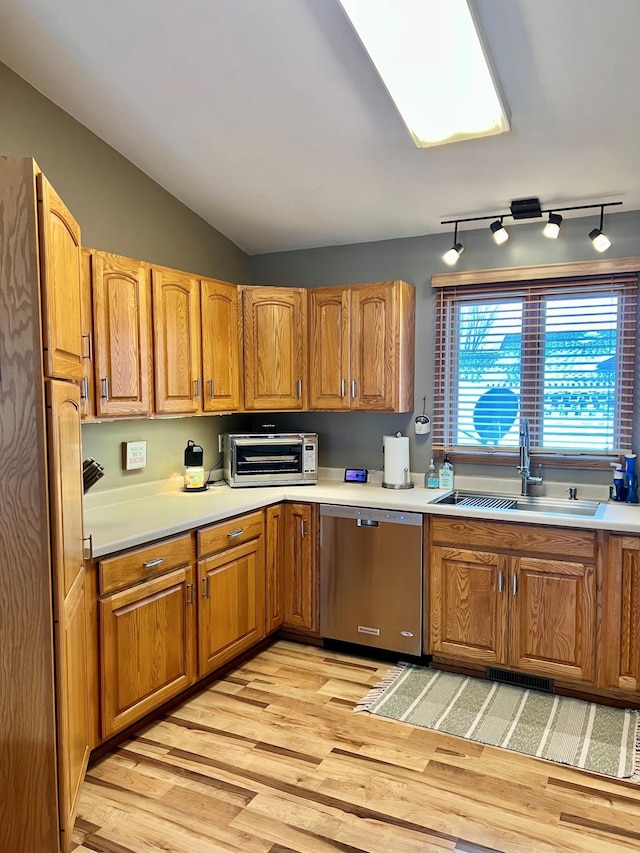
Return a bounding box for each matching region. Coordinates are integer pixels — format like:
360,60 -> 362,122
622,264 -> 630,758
152,268 -> 201,414
201,278 -> 240,412
38,174 -> 84,381
509,557 -> 596,683
284,503 -> 318,632
80,249 -> 95,419
265,504 -> 285,633
430,546 -> 508,665
100,566 -> 196,738
198,537 -> 265,677
308,286 -> 351,410
241,287 -> 306,410
46,380 -> 90,849
350,282 -> 396,410
92,251 -> 153,417
604,536 -> 640,693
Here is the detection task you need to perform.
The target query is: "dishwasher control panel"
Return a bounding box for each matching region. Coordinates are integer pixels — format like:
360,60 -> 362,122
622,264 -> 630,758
319,504 -> 422,526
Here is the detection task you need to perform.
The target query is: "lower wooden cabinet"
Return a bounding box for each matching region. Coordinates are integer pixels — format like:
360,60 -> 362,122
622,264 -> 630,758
284,502 -> 319,633
602,534 -> 640,696
197,510 -> 266,676
98,535 -> 196,739
265,503 -> 286,633
430,518 -> 597,684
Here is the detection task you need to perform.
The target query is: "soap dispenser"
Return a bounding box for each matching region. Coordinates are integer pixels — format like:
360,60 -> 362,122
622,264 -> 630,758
438,452 -> 454,490
624,453 -> 639,504
611,463 -> 626,502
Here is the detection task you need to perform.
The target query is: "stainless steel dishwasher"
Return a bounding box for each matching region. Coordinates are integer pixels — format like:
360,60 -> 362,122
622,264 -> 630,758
320,504 -> 423,656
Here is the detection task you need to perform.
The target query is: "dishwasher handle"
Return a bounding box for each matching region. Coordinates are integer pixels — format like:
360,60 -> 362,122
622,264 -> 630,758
357,518 -> 379,528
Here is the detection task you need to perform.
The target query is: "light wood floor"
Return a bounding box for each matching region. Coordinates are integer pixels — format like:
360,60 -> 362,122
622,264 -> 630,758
72,640 -> 640,853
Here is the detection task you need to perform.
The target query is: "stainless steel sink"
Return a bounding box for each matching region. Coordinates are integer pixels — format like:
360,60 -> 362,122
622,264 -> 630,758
429,490 -> 605,518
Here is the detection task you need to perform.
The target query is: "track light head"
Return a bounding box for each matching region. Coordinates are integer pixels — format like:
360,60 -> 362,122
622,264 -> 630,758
443,242 -> 464,266
589,228 -> 611,252
543,212 -> 562,239
443,222 -> 464,265
589,206 -> 611,252
490,219 -> 509,245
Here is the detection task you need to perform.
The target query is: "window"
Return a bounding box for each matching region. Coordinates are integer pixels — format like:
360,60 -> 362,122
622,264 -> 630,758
433,270 -> 637,461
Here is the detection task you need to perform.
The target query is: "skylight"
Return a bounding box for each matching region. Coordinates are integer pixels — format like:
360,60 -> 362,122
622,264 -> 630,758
339,0 -> 511,148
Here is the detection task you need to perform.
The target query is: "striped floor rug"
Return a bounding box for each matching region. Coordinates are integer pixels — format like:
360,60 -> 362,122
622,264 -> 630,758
356,664 -> 640,781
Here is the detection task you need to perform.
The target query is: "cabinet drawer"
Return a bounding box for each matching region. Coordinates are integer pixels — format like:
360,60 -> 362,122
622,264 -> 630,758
98,534 -> 193,595
430,516 -> 596,561
198,510 -> 264,558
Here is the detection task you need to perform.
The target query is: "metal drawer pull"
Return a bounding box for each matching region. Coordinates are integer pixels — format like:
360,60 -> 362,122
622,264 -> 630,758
101,376 -> 110,401
301,518 -> 307,537
227,528 -> 244,538
82,332 -> 93,360
208,378 -> 214,398
203,576 -> 210,598
187,583 -> 194,605
513,574 -> 517,596
143,557 -> 164,568
498,570 -> 504,593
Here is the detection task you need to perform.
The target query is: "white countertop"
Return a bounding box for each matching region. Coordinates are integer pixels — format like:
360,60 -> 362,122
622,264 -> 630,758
84,473 -> 640,558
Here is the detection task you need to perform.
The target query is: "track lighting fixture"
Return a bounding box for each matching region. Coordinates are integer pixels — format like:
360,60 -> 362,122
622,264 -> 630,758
589,206 -> 611,253
441,198 -> 621,264
543,212 -> 562,239
490,218 -> 509,245
442,222 -> 464,266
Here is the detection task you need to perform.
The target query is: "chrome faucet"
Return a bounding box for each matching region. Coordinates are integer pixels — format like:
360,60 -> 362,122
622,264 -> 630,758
517,417 -> 543,496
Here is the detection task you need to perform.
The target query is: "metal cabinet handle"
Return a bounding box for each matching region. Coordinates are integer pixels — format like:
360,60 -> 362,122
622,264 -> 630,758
83,535 -> 93,561
187,583 -> 194,605
498,570 -> 504,593
202,576 -> 210,598
194,378 -> 201,398
512,574 -> 517,596
101,376 -> 110,401
82,332 -> 93,360
301,518 -> 307,538
351,379 -> 357,399
227,528 -> 244,538
357,518 -> 378,528
143,557 -> 164,568
341,378 -> 346,398
208,379 -> 214,398
297,379 -> 302,398
80,376 -> 88,401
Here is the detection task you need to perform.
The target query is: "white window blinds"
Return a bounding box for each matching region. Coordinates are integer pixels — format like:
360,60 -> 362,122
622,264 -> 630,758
433,272 -> 637,458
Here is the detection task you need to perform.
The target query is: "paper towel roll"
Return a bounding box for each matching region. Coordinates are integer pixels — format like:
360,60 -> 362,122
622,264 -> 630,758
383,434 -> 412,488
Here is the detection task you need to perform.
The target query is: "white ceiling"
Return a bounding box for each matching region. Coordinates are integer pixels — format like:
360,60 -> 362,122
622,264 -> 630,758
1,0 -> 640,255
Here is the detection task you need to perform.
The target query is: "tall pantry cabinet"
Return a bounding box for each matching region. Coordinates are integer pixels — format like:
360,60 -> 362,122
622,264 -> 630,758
0,158 -> 89,853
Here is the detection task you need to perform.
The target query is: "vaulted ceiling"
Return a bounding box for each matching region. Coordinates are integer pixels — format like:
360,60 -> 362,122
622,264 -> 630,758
1,0 -> 639,254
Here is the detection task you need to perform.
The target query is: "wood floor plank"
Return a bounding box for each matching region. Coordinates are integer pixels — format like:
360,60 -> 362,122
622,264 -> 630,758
76,641 -> 640,853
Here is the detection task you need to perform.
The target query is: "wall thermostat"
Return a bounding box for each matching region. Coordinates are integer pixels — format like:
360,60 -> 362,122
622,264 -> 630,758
344,468 -> 368,483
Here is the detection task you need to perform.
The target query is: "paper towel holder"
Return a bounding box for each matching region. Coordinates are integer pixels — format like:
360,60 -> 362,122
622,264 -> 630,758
382,432 -> 415,490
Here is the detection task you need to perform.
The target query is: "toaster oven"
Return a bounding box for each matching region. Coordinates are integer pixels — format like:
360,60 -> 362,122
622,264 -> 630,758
223,433 -> 318,487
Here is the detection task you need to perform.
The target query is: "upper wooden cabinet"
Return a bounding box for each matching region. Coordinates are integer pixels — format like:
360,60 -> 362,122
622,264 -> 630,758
90,251 -> 153,417
38,174 -> 84,382
241,286 -> 307,410
152,267 -> 201,414
200,278 -> 240,412
309,280 -> 415,412
429,518 -> 597,684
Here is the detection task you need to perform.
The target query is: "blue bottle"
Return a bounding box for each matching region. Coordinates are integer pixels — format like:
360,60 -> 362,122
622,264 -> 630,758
625,454 -> 639,504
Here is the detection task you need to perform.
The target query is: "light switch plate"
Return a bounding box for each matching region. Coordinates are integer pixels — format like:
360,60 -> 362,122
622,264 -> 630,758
123,440 -> 147,470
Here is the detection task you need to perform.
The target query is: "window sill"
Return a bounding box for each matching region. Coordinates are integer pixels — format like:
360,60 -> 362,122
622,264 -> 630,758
438,449 -> 620,471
